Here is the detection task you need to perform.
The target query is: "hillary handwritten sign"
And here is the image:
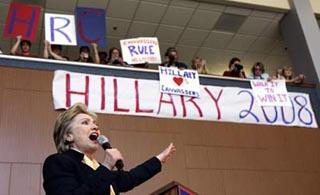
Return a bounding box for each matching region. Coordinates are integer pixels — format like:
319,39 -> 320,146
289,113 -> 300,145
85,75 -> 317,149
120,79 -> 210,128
250,80 -> 291,107
3,2 -> 41,41
120,37 -> 161,64
52,70 -> 318,128
159,66 -> 200,98
45,13 -> 77,45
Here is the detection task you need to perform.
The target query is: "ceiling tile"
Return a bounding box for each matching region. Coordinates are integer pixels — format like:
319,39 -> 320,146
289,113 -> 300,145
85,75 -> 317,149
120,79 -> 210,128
141,0 -> 170,5
251,10 -> 277,19
224,6 -> 252,16
155,24 -> 184,43
188,9 -> 221,30
196,47 -> 224,67
77,0 -> 109,9
107,0 -> 139,20
159,42 -> 174,59
238,17 -> 272,36
175,45 -> 198,64
178,28 -> 209,46
107,17 -> 131,37
46,0 -> 77,12
261,20 -> 281,39
273,13 -> 285,22
227,34 -> 257,51
134,1 -> 167,23
264,55 -> 292,73
161,6 -> 194,27
171,0 -> 199,9
248,37 -> 277,54
202,30 -> 234,49
198,2 -> 225,12
127,21 -> 158,37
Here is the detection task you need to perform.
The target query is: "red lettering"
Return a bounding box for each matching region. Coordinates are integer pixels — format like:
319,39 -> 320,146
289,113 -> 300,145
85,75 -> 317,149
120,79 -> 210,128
101,77 -> 105,110
113,78 -> 129,112
157,93 -> 177,116
65,73 -> 89,107
180,96 -> 203,117
135,80 -> 153,113
204,87 -> 223,120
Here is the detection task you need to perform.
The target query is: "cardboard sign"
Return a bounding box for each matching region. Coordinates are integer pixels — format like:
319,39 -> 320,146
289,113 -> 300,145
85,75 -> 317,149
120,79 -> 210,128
76,7 -> 106,47
250,80 -> 291,107
159,66 -> 200,98
120,37 -> 161,64
3,2 -> 41,41
45,13 -> 77,45
52,70 -> 318,128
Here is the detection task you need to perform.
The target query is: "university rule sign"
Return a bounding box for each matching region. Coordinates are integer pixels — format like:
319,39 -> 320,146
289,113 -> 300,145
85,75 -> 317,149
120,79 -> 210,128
52,70 -> 318,128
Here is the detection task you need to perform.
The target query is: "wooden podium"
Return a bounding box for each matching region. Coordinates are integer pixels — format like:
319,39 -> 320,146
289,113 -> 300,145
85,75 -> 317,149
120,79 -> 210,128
150,181 -> 198,195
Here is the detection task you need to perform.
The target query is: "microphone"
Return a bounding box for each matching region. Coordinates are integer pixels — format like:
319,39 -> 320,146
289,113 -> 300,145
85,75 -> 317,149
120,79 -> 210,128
89,134 -> 124,170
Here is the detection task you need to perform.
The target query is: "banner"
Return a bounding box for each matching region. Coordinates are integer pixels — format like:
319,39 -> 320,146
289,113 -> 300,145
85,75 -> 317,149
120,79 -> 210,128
45,13 -> 77,45
76,7 -> 106,47
250,79 -> 291,107
3,2 -> 41,41
52,70 -> 318,128
159,66 -> 200,97
120,37 -> 161,64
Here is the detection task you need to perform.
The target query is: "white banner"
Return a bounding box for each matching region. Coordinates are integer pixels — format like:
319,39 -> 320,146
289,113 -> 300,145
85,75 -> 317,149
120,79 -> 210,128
159,66 -> 200,97
120,37 -> 161,64
45,13 -> 77,45
250,80 -> 291,107
52,70 -> 318,128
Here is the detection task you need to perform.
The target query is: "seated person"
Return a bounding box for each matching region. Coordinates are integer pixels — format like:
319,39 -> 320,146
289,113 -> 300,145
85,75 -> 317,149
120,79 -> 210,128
160,47 -> 188,69
223,57 -> 246,78
98,51 -> 108,64
75,43 -> 99,63
191,56 -> 208,74
43,41 -> 68,61
10,35 -> 37,57
106,47 -> 128,66
273,66 -> 305,84
247,62 -> 269,80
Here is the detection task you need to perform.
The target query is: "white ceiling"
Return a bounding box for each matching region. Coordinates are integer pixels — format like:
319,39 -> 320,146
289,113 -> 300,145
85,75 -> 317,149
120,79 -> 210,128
0,0 -> 292,76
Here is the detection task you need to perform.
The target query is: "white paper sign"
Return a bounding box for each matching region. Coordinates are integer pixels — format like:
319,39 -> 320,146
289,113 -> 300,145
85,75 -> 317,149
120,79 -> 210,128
159,66 -> 200,98
52,70 -> 318,128
45,13 -> 77,45
120,37 -> 161,64
250,80 -> 291,107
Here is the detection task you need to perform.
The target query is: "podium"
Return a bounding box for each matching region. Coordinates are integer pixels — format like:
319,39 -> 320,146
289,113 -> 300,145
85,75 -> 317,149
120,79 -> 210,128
150,181 -> 198,195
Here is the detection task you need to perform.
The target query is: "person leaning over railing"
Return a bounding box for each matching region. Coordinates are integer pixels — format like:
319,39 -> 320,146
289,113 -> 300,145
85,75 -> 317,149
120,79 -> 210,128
247,62 -> 269,80
43,41 -> 69,61
75,43 -> 100,64
223,57 -> 246,78
106,47 -> 129,66
10,35 -> 37,57
160,47 -> 188,70
191,56 -> 208,74
272,66 -> 305,84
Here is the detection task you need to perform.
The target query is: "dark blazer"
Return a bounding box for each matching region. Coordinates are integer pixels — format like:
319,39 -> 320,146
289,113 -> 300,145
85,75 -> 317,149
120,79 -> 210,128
43,149 -> 162,195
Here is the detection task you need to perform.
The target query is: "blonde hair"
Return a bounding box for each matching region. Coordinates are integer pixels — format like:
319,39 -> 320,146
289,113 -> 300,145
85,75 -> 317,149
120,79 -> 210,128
53,103 -> 97,153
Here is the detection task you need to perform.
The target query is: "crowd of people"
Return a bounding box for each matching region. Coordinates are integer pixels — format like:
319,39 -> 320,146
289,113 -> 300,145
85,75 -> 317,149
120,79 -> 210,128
0,35 -> 305,84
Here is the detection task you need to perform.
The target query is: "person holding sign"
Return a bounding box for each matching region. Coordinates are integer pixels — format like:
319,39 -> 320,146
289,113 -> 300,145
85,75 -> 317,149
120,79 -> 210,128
43,41 -> 68,61
106,47 -> 128,66
10,35 -> 37,57
43,103 -> 176,195
75,43 -> 100,63
160,47 -> 188,70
